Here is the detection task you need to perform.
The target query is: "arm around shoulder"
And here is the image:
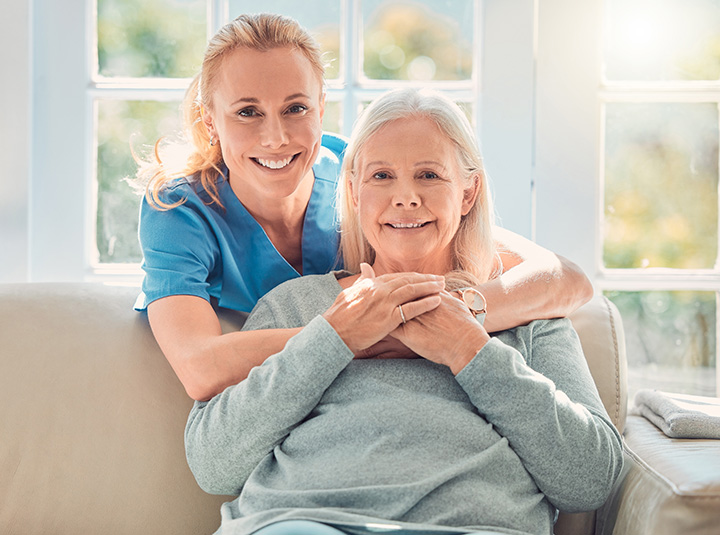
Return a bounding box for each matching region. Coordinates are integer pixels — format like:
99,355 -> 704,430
147,295 -> 300,401
480,227 -> 593,332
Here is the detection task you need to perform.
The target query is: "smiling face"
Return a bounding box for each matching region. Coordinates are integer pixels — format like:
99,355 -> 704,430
202,46 -> 325,204
351,116 -> 480,275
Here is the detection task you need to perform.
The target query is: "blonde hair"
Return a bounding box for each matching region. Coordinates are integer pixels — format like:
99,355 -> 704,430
133,13 -> 326,209
338,88 -> 498,288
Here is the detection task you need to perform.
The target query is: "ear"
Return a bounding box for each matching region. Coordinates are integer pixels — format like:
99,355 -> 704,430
461,173 -> 482,216
348,174 -> 359,210
319,91 -> 327,123
201,105 -> 215,136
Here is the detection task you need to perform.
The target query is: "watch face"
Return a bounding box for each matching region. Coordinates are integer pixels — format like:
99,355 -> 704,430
461,291 -> 476,310
461,288 -> 486,314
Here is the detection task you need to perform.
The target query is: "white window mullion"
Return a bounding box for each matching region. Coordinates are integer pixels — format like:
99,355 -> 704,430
341,0 -> 360,137
717,101 -> 720,273
596,271 -> 720,292
210,0 -> 228,34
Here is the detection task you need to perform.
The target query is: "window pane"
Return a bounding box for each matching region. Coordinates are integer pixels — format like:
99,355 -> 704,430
606,291 -> 717,399
96,99 -> 182,264
603,102 -> 719,269
229,1 -> 342,79
97,0 -> 206,78
604,0 -> 720,81
363,0 -> 474,81
322,100 -> 342,135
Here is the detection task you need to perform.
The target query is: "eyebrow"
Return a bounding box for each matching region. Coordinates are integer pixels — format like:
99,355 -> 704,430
416,161 -> 447,170
363,160 -> 390,171
363,160 -> 447,172
230,93 -> 312,107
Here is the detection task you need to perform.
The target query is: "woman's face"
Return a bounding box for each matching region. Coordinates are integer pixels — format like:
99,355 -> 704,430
351,116 -> 479,275
203,46 -> 325,202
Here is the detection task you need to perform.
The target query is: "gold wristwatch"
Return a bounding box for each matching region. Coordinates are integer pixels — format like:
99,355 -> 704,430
456,287 -> 487,325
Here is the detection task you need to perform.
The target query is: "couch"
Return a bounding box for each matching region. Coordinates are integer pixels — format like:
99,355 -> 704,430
1,283 -> 719,535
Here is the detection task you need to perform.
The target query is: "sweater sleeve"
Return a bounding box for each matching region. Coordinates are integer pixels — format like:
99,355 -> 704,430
454,318 -> 624,512
184,314 -> 354,495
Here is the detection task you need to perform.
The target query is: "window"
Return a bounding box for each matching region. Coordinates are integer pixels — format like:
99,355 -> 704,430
599,0 -> 719,398
531,0 -> 719,398
94,0 -> 206,267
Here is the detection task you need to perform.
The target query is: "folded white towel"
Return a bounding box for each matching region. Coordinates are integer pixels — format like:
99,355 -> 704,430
631,389 -> 720,439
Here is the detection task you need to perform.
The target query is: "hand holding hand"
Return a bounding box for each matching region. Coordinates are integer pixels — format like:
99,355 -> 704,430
323,263 -> 444,354
392,290 -> 491,374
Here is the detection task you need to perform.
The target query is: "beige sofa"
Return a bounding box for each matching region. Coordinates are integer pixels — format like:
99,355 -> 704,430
1,283 -> 719,535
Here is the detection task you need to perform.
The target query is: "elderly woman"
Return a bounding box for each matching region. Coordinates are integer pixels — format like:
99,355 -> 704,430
184,88 -> 624,535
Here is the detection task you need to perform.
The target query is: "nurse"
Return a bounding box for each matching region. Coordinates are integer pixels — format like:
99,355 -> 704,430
134,13 -> 592,401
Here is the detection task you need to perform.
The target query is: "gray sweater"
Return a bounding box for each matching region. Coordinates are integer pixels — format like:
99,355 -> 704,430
185,273 -> 624,535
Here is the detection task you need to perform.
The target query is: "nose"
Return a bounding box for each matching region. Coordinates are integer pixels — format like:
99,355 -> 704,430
392,180 -> 421,208
259,113 -> 289,149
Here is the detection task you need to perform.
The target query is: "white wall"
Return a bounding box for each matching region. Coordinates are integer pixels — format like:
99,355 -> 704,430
0,1 -> 31,282
480,0 -> 535,240
534,0 -> 603,278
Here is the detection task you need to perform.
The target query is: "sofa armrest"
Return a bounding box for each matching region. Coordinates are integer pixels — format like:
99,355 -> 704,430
568,295 -> 627,434
597,415 -> 720,535
553,296 -> 628,535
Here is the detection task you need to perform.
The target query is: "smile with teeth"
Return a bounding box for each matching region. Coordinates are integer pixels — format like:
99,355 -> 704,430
255,154 -> 297,170
388,222 -> 428,229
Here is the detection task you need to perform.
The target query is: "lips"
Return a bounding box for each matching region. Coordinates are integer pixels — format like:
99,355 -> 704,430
253,153 -> 299,170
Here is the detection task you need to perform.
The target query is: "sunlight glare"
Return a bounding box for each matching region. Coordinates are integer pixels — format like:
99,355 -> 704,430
623,19 -> 657,51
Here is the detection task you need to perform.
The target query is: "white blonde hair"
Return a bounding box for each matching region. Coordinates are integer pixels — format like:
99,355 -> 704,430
337,88 -> 498,288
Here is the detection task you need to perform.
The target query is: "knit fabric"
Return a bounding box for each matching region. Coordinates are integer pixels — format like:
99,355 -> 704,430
185,272 -> 624,535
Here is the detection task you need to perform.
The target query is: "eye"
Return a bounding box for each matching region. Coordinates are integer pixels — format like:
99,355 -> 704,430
372,171 -> 392,180
419,171 -> 439,180
237,107 -> 259,118
286,104 -> 308,115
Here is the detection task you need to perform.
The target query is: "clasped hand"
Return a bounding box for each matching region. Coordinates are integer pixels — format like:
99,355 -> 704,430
322,263 -> 443,354
322,264 -> 490,373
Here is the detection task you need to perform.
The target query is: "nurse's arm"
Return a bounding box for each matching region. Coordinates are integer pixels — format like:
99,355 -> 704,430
479,226 -> 593,333
147,295 -> 300,402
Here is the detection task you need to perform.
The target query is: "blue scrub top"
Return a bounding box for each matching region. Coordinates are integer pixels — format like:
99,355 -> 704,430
135,132 -> 347,313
